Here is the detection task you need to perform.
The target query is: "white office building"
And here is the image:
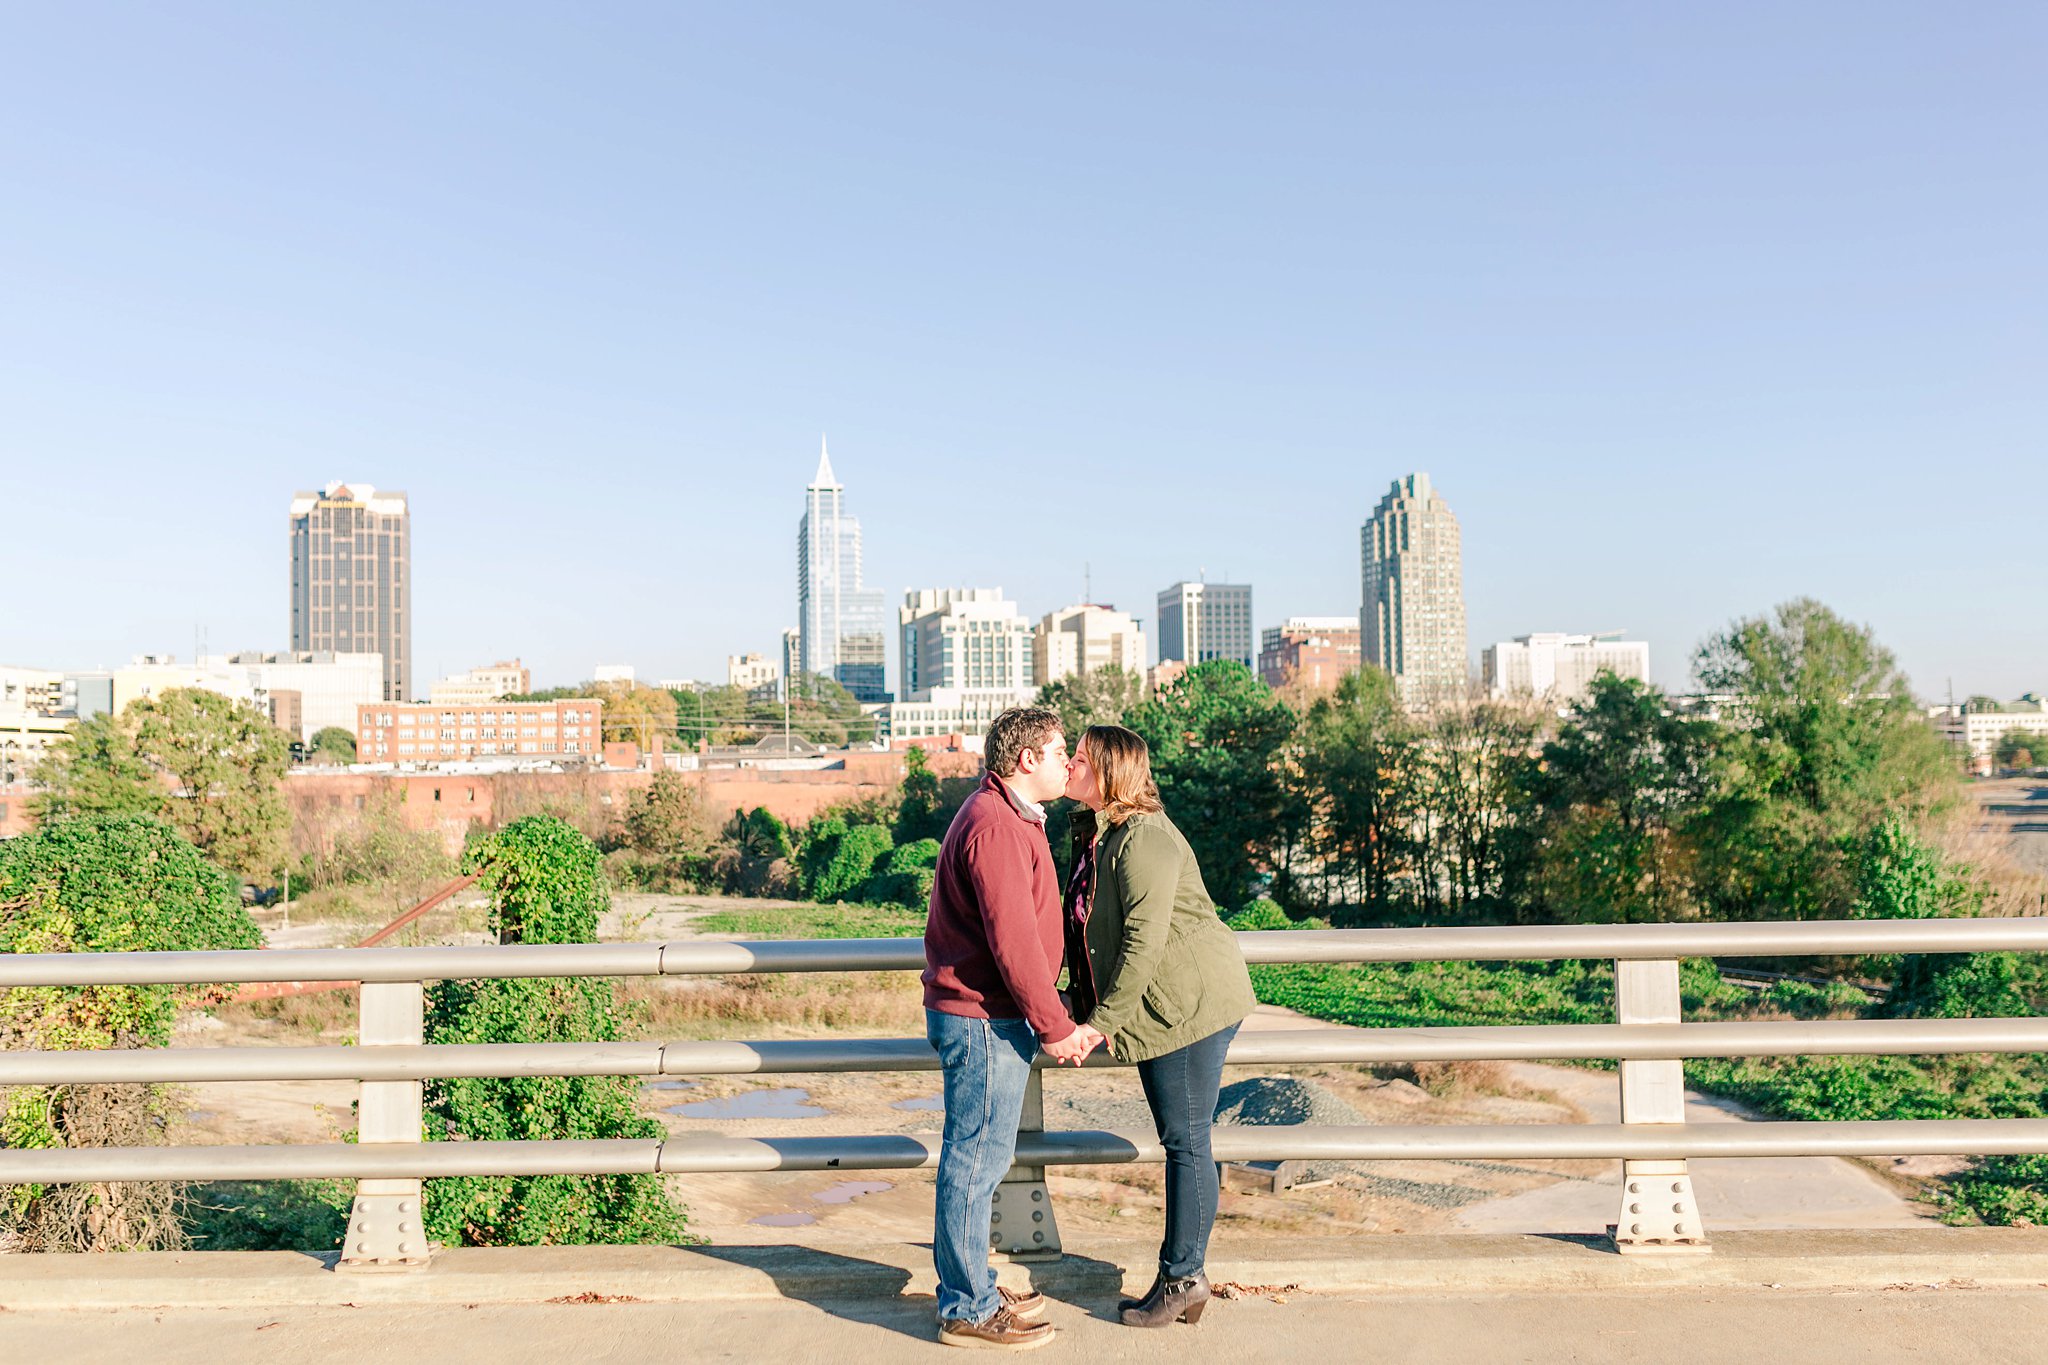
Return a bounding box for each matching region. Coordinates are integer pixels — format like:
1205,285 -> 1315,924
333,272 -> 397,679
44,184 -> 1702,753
1031,604 -> 1145,687
1157,581 -> 1254,669
1482,633 -> 1651,703
225,650 -> 388,742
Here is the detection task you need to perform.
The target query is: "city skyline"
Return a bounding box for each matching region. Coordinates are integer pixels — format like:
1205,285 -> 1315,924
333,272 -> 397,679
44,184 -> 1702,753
4,6 -> 2042,699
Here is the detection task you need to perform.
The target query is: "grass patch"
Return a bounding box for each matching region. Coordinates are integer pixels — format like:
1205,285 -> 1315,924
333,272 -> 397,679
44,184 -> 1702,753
1247,951 -> 2046,1225
692,901 -> 926,940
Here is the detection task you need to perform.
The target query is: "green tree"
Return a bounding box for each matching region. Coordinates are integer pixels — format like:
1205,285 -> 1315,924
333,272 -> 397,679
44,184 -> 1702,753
1035,664 -> 1145,740
1293,667 -> 1419,919
1518,674 -> 1716,924
711,806 -> 796,896
893,747 -> 946,844
1994,729 -> 2041,770
308,726 -> 357,763
27,713 -> 164,822
1413,699 -> 1545,920
1125,661 -> 1299,909
34,688 -> 290,882
1691,599 -> 1955,920
0,817 -> 260,1251
613,771 -> 715,889
423,816 -> 687,1246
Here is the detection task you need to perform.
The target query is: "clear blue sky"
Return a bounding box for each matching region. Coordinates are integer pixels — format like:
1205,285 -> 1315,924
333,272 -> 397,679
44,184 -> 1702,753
4,3 -> 2042,700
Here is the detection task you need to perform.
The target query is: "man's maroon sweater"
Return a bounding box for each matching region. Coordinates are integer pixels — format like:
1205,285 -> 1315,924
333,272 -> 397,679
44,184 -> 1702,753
921,772 -> 1077,1045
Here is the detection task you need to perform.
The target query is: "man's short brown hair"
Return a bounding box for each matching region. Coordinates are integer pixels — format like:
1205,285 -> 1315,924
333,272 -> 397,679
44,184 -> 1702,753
983,707 -> 1065,779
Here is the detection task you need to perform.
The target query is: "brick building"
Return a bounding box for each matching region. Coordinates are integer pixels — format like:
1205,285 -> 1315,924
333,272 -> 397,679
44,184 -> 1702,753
355,698 -> 604,764
1258,616 -> 1363,691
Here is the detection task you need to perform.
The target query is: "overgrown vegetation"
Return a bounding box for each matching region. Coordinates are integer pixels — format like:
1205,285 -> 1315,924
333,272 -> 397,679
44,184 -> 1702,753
422,816 -> 689,1246
0,817 -> 260,1251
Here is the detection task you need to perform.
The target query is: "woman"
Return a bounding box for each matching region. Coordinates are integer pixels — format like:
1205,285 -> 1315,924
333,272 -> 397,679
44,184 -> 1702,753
1061,724 -> 1257,1329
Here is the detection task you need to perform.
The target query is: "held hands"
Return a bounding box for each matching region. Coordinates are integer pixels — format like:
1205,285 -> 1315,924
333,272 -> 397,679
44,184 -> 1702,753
1043,1024 -> 1106,1066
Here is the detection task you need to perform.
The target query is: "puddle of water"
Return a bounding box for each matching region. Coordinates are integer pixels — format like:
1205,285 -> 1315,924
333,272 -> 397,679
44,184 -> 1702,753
749,1212 -> 819,1227
890,1095 -> 944,1112
186,1110 -> 218,1122
811,1181 -> 893,1205
671,1088 -> 827,1120
642,1079 -> 700,1091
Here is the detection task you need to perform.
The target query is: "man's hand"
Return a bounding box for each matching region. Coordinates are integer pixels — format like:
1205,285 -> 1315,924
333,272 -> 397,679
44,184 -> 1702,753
1044,1025 -> 1104,1067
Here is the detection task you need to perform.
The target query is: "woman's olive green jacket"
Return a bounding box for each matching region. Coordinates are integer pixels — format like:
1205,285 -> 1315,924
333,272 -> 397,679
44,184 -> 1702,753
1067,808 -> 1256,1065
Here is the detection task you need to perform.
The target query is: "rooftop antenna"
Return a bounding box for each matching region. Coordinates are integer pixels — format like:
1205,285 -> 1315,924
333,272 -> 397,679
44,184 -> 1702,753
1084,562 -> 1092,603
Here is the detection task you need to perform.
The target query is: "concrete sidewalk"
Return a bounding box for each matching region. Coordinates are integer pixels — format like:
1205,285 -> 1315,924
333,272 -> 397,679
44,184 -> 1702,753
2,1281 -> 2045,1364
3,1228 -> 2046,1311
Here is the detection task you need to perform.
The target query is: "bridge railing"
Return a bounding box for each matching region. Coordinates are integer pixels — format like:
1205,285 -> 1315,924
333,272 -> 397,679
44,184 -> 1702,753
1,918 -> 2044,1268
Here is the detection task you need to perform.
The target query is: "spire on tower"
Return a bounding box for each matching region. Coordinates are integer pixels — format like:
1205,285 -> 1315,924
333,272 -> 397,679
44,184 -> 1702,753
811,435 -> 840,489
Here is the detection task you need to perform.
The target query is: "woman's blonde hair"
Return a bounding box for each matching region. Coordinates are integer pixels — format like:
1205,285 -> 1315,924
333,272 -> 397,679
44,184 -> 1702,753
1081,724 -> 1164,826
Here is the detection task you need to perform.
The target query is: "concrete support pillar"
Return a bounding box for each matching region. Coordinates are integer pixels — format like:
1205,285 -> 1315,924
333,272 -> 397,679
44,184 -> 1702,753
1613,958 -> 1710,1254
337,980 -> 432,1272
992,1067 -> 1062,1261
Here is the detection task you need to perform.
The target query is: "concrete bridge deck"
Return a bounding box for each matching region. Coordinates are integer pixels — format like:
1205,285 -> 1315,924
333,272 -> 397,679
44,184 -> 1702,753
3,1230 -> 2044,1363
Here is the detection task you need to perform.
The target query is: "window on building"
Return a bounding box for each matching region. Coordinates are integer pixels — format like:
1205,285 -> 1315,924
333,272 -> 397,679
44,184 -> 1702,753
432,788 -> 441,802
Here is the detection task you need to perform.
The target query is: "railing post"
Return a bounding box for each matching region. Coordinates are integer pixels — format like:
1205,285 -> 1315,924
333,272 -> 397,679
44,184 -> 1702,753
1612,958 -> 1709,1254
337,979 -> 431,1272
991,1067 -> 1062,1261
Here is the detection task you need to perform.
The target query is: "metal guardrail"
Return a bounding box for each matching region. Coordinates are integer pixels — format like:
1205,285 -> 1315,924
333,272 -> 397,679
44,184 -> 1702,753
2,917 -> 2044,1268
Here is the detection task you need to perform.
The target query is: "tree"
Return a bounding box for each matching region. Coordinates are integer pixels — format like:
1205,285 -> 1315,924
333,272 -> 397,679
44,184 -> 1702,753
423,816 -> 687,1246
32,688 -> 290,882
1413,699 -> 1545,920
1035,665 -> 1145,740
1293,667 -> 1419,919
893,747 -> 946,845
1124,661 -> 1299,909
1517,674 -> 1715,924
1691,599 -> 1955,920
613,771 -> 715,889
711,807 -> 796,896
1994,729 -> 2041,771
590,682 -> 678,748
0,817 -> 260,1251
26,713 -> 163,823
308,726 -> 357,764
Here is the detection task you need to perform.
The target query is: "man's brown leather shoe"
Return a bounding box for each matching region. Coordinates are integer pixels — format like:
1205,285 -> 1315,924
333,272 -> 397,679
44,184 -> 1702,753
939,1306 -> 1057,1350
997,1285 -> 1047,1320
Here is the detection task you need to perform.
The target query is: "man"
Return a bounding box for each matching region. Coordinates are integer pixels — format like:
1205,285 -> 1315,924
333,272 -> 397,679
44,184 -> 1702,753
923,706 -> 1104,1350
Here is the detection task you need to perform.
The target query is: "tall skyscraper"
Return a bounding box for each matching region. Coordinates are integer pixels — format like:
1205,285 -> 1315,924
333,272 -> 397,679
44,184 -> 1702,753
290,482 -> 411,702
796,441 -> 889,703
1156,581 -> 1253,670
1360,472 -> 1468,705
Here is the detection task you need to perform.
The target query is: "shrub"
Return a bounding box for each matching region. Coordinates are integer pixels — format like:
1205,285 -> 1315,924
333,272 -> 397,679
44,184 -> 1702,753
864,838 -> 939,910
799,819 -> 895,903
0,817 -> 259,1252
422,817 -> 687,1247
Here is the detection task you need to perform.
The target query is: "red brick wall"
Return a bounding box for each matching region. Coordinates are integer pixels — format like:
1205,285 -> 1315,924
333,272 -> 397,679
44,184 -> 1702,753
285,751 -> 985,854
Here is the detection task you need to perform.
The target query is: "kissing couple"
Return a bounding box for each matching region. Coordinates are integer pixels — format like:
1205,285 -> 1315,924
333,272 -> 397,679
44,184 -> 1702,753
919,706 -> 1256,1349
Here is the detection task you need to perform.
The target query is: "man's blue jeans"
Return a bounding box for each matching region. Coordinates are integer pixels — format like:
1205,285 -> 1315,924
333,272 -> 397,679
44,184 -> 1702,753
927,1008 -> 1037,1324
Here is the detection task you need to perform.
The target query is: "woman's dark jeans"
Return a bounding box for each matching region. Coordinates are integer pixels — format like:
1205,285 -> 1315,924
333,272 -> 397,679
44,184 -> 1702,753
1135,1021 -> 1239,1279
